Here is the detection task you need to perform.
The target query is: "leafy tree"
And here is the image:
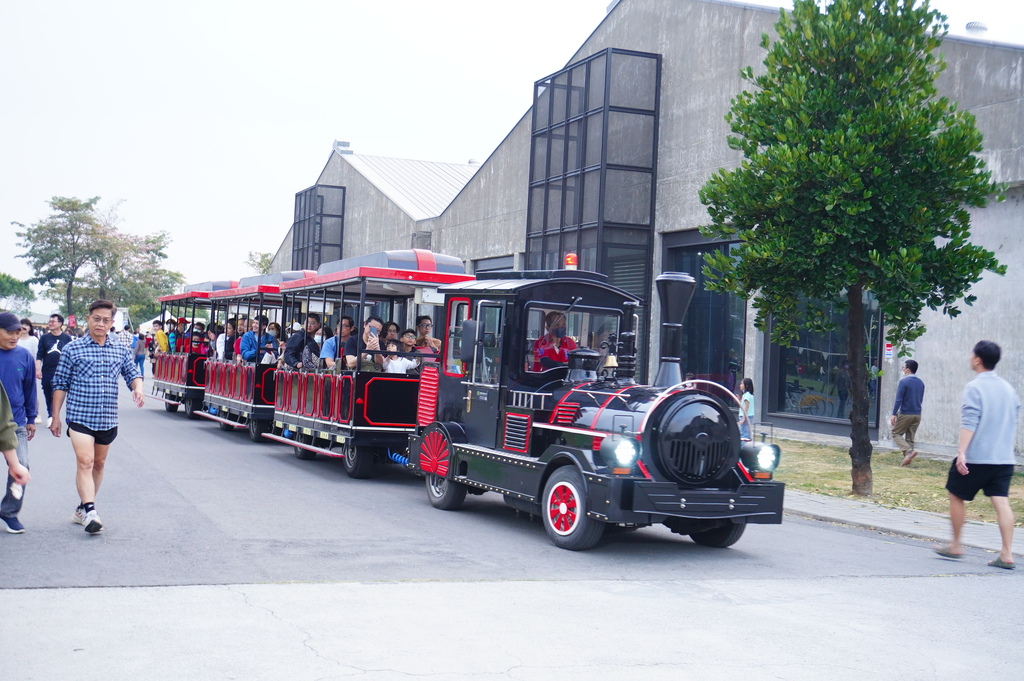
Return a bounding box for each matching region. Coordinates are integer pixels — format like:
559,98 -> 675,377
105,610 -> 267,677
15,196 -> 184,322
246,251 -> 273,275
699,0 -> 1004,495
14,196 -> 104,318
0,272 -> 36,314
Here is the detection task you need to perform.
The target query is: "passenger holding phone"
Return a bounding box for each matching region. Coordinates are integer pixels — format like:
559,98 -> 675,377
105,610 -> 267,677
344,316 -> 385,371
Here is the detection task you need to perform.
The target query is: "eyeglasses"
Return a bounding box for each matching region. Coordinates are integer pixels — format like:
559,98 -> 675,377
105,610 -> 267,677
89,316 -> 114,325
418,323 -> 432,329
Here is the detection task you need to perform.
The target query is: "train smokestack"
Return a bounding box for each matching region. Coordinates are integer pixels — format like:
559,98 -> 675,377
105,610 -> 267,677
653,272 -> 696,387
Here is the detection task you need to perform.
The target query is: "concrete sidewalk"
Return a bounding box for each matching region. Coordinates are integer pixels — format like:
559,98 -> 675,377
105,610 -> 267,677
784,489 -> 1018,556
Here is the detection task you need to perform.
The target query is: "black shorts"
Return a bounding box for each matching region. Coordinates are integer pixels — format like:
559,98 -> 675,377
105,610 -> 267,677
67,422 -> 119,446
945,462 -> 1014,501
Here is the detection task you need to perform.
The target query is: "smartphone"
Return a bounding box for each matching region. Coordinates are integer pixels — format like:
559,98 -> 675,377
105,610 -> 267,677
369,327 -> 378,336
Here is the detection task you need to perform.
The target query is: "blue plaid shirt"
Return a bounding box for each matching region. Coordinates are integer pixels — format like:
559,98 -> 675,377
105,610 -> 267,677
51,334 -> 142,430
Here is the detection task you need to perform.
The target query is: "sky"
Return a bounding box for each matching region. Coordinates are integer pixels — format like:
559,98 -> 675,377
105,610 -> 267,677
2,0 -> 1021,315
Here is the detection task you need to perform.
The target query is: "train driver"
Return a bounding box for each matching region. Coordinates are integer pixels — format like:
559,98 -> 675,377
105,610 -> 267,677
531,311 -> 577,371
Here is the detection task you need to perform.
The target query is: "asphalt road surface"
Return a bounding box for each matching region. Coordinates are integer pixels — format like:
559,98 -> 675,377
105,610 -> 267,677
2,387 -> 1021,680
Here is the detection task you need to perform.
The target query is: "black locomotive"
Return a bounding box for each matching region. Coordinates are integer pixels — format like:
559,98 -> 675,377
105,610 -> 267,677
409,268 -> 784,550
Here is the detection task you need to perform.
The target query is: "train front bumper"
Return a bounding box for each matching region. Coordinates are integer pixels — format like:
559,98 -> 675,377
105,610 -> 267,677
585,476 -> 785,525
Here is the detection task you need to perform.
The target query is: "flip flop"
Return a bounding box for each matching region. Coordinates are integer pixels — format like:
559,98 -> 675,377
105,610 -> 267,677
988,557 -> 1016,570
934,547 -> 963,559
902,450 -> 917,466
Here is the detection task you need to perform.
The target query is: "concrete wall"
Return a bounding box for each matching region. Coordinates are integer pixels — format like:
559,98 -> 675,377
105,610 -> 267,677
314,153 -> 421,257
878,185 -> 1024,458
876,38 -> 1024,455
428,117 -> 532,263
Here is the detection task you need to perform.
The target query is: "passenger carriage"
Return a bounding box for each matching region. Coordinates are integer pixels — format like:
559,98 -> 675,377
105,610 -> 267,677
196,271 -> 312,441
152,286 -> 227,418
263,250 -> 474,478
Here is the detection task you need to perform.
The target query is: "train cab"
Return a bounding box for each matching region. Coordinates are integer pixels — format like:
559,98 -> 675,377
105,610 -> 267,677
409,268 -> 785,550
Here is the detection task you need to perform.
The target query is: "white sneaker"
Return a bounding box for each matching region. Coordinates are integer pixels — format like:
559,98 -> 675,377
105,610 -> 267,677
72,506 -> 86,525
83,509 -> 103,534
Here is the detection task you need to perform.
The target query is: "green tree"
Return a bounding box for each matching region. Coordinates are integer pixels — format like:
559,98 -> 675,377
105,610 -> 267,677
15,196 -> 184,322
699,0 -> 1004,496
0,272 -> 36,314
246,251 -> 273,275
14,196 -> 104,318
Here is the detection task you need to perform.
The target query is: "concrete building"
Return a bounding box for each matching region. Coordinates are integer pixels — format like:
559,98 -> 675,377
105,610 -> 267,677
271,0 -> 1024,456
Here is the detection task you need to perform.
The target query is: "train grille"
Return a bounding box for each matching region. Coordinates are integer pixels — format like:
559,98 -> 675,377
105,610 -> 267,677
664,437 -> 731,484
503,413 -> 530,453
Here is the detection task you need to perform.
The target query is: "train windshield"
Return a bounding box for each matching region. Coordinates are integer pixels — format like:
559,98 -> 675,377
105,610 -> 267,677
524,306 -> 619,373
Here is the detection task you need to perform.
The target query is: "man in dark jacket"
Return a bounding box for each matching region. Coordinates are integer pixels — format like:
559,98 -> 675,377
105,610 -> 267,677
891,359 -> 925,466
283,314 -> 321,370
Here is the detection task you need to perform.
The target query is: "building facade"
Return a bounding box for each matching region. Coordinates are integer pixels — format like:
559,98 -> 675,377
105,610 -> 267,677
272,0 -> 1024,456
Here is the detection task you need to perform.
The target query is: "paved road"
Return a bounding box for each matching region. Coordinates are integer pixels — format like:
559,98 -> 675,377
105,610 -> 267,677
2,388 -> 1021,680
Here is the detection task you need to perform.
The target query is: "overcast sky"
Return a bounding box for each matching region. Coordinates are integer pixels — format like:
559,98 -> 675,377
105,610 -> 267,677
2,0 -> 1020,315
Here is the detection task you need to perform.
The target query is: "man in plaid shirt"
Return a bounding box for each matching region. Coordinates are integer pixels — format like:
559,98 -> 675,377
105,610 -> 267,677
50,300 -> 144,534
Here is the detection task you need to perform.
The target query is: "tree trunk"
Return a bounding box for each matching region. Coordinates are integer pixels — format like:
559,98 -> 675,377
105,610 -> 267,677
847,283 -> 873,496
64,279 -> 74,320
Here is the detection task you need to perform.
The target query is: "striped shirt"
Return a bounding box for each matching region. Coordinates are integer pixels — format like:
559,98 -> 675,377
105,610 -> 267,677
51,334 -> 142,430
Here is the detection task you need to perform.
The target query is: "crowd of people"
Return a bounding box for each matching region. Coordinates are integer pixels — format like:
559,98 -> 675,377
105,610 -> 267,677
138,312 -> 443,377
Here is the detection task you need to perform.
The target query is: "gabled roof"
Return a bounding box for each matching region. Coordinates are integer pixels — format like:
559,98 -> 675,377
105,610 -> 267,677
341,154 -> 478,221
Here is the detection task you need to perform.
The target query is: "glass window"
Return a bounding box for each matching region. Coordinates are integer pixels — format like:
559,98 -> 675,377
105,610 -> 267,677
524,306 -> 620,373
445,300 -> 470,376
585,113 -> 603,168
531,135 -> 548,183
604,244 -> 648,298
604,170 -> 652,226
534,82 -> 551,130
768,294 -> 883,425
609,52 -> 658,110
528,187 -> 545,234
587,54 -> 606,112
469,304 -> 503,386
552,72 -> 569,126
606,112 -> 655,168
568,64 -> 587,119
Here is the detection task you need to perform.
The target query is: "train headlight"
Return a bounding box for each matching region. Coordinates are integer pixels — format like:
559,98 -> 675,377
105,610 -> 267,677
757,445 -> 780,471
600,435 -> 641,469
740,442 -> 781,475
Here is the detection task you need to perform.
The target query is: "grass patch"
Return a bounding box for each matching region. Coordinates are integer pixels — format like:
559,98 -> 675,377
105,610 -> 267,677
774,439 -> 1024,526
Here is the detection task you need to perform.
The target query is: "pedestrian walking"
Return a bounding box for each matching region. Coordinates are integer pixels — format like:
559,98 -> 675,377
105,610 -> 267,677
935,340 -> 1020,569
49,300 -> 144,535
1,383 -> 31,495
35,314 -> 74,426
890,359 -> 925,466
133,326 -> 148,378
0,312 -> 38,534
738,377 -> 755,441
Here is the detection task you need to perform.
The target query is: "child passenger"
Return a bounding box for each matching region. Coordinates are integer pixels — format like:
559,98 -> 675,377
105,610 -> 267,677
383,339 -> 419,374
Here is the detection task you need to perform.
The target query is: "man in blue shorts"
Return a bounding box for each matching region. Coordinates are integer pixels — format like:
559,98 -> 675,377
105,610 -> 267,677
49,300 -> 144,535
935,340 -> 1020,568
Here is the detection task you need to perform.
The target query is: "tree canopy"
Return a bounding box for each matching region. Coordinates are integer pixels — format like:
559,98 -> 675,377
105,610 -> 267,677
0,272 -> 36,314
246,251 -> 274,275
15,196 -> 183,322
699,0 -> 1004,495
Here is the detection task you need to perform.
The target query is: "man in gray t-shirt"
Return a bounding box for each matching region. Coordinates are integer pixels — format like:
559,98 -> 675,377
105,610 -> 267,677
935,340 -> 1020,569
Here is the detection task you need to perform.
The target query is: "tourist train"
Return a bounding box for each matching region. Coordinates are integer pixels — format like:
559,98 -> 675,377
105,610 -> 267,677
152,250 -> 784,550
